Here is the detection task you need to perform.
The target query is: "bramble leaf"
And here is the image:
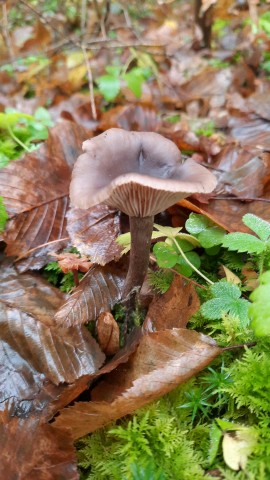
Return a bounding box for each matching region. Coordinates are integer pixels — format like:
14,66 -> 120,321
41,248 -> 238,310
201,282 -> 250,326
222,233 -> 265,254
243,214 -> 270,241
249,271 -> 270,336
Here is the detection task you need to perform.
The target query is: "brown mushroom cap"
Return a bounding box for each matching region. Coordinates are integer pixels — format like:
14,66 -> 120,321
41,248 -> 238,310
70,128 -> 217,217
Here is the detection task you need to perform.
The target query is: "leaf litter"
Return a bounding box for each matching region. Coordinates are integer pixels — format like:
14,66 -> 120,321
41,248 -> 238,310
1,0 -> 270,476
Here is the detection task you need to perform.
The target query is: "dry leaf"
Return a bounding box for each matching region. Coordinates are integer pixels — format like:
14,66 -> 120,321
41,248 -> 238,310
51,252 -> 92,274
96,312 -> 120,356
67,204 -> 122,265
144,275 -> 200,332
54,261 -> 127,328
0,411 -> 78,480
54,329 -> 221,439
99,104 -> 161,132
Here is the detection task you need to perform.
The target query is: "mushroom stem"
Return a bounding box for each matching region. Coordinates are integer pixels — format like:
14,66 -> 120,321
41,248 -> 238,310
122,215 -> 154,299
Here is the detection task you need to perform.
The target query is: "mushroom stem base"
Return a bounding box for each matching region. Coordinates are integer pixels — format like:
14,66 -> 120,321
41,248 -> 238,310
122,215 -> 154,300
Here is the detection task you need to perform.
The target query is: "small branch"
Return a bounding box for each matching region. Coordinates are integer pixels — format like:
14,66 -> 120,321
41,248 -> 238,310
80,0 -> 88,36
14,237 -> 70,262
213,196 -> 270,203
81,44 -> 97,120
222,342 -> 257,352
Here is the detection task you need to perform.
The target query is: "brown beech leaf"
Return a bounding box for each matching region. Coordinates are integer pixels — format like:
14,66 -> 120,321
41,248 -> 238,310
0,265 -> 105,408
96,312 -> 120,356
99,104 -> 161,132
67,204 -> 122,264
230,116 -> 270,150
54,261 -> 127,328
144,275 -> 200,332
54,329 -> 221,439
0,262 -> 65,327
214,145 -> 270,198
201,198 -> 270,233
1,121 -> 90,272
0,411 -> 78,480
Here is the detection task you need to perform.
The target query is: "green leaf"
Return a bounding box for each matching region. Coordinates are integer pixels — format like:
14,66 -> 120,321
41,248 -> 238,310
201,282 -> 250,326
185,213 -> 226,248
124,69 -> 145,98
0,196 -> 8,232
249,271 -> 270,337
175,251 -> 201,277
153,224 -> 182,238
153,242 -> 178,268
222,233 -> 265,254
208,422 -> 223,466
0,111 -> 33,129
33,107 -> 54,127
96,75 -> 121,101
242,214 -> 270,241
172,238 -> 195,253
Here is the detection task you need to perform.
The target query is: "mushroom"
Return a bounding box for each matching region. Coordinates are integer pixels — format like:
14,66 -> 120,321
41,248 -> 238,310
70,128 -> 217,301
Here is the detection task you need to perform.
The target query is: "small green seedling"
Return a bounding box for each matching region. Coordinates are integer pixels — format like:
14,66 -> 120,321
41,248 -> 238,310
0,197 -> 8,232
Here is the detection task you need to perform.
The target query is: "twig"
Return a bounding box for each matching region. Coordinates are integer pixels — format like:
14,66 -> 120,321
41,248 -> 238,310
222,342 -> 256,351
1,3 -> 15,62
14,237 -> 70,262
81,44 -> 97,120
213,196 -> 270,203
80,0 -> 88,36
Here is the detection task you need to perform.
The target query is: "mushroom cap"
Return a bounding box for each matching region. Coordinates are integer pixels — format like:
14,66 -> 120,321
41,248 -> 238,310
70,128 -> 217,217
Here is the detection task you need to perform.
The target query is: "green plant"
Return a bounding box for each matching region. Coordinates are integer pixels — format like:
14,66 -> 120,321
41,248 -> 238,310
44,258 -> 84,292
249,271 -> 270,337
194,121 -> 216,138
96,64 -> 152,102
0,197 -> 8,232
222,214 -> 270,274
0,107 -> 53,166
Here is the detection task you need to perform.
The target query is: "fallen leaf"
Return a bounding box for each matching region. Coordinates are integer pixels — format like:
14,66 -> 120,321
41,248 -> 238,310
99,104 -> 161,132
96,311 -> 120,356
67,204 -> 122,264
51,252 -> 92,274
54,329 -> 221,439
54,261 -> 127,327
144,275 -> 200,332
0,411 -> 78,480
0,264 -> 105,409
1,121 -> 90,271
222,429 -> 257,471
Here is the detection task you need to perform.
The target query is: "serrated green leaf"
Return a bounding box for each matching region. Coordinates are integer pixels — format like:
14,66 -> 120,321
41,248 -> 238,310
249,271 -> 270,336
243,214 -> 270,241
222,233 -> 265,254
153,242 -> 178,268
96,75 -> 121,101
201,282 -> 250,326
0,196 -> 8,232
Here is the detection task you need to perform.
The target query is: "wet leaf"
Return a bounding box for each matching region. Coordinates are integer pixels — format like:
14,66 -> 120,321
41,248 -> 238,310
67,204 -> 122,265
0,264 -> 105,408
54,329 -> 221,439
0,411 -> 78,480
1,121 -> 90,271
96,311 -> 120,356
52,252 -> 92,274
54,261 -> 127,328
144,275 -> 200,331
99,104 -> 161,132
